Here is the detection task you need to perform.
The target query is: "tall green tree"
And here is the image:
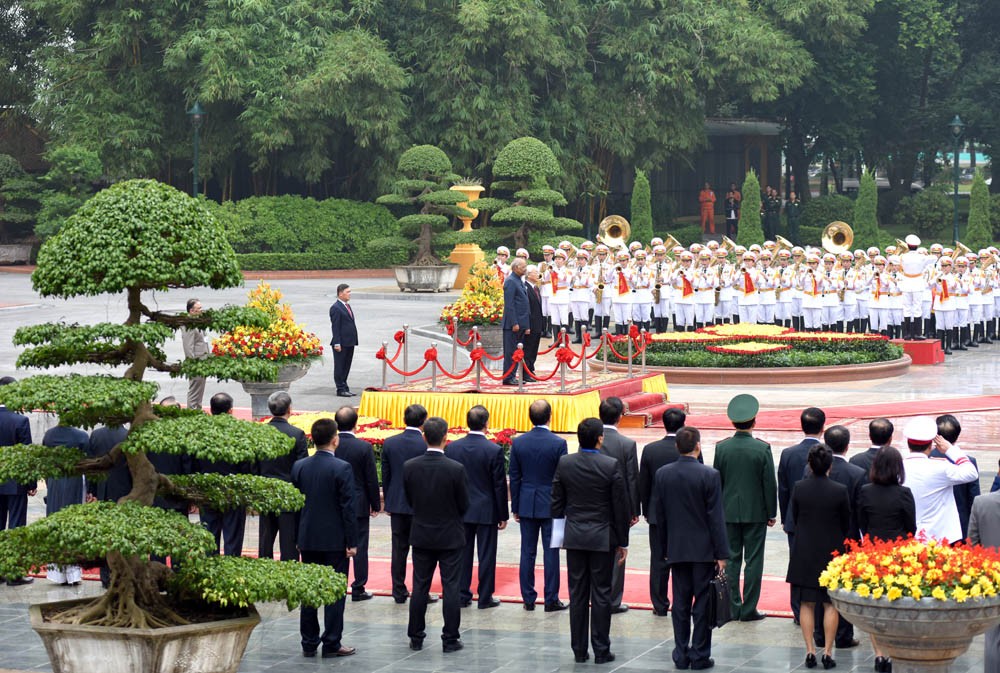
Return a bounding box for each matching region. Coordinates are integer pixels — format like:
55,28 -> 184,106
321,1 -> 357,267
965,171 -> 992,251
852,171 -> 881,250
737,171 -> 764,247
630,169 -> 653,245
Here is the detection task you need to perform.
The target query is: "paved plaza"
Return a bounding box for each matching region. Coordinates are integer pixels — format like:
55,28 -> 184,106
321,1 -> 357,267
0,272 -> 998,671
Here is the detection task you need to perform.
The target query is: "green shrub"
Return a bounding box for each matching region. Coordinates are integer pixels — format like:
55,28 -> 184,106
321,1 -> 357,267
237,237 -> 412,270
799,226 -> 823,247
893,188 -> 951,241
992,194 -> 1000,241
852,172 -> 881,250
667,225 -> 704,246
801,194 -> 854,230
737,170 -> 764,246
965,172 -> 993,251
630,169 -> 654,245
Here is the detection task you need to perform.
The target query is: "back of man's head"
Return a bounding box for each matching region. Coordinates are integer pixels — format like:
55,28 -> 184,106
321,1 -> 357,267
335,406 -> 358,432
267,391 -> 292,417
312,418 -> 337,448
936,414 -> 961,444
403,404 -> 428,428
577,417 -> 604,449
423,417 -> 448,448
801,407 -> 826,435
528,400 -> 552,427
869,418 -> 894,447
824,425 -> 851,455
662,408 -> 686,434
0,376 -> 16,386
210,392 -> 233,416
599,397 -> 624,426
676,426 -> 700,454
466,405 -> 489,432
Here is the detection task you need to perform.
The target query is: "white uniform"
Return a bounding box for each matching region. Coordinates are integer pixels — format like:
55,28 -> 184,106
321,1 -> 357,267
672,266 -> 696,329
692,264 -> 718,325
547,263 -> 571,327
734,266 -> 760,324
899,250 -> 937,318
903,446 -> 978,543
798,268 -> 824,330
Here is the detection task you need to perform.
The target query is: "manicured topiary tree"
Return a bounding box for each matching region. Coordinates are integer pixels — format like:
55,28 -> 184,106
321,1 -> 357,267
852,171 -> 882,250
471,137 -> 582,249
965,171 -> 993,252
630,169 -> 654,246
376,145 -> 470,266
0,179 -> 344,630
736,170 -> 764,247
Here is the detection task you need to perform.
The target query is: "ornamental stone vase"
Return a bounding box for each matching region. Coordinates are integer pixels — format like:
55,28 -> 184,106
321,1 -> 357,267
830,589 -> 1000,672
240,362 -> 310,420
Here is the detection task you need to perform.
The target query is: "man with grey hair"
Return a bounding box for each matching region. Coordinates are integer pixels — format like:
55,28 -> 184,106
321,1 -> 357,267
501,258 -> 530,385
523,265 -> 545,380
258,390 -> 309,561
181,298 -> 208,410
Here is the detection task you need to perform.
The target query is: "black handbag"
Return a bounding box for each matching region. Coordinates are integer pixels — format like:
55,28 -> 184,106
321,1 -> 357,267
708,570 -> 733,628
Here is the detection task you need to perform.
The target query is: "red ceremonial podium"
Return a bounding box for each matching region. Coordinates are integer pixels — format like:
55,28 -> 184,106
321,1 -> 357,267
892,339 -> 945,365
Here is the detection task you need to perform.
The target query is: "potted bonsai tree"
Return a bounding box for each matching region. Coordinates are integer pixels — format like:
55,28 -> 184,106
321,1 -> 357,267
376,144 -> 470,292
0,179 -> 346,673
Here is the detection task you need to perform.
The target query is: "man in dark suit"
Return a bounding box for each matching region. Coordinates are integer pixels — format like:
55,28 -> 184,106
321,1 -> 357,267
334,406 -> 381,601
552,418 -> 630,664
638,407 -> 691,616
86,420 -> 131,586
522,265 -> 545,381
0,376 -> 35,585
777,406 -> 824,622
291,418 -> 358,658
195,393 -> 249,556
501,258 -> 531,385
403,417 -> 470,653
257,392 -> 309,562
329,283 -> 359,397
509,399 -> 568,611
654,426 -> 729,671
935,414 -> 980,539
849,418 -> 894,476
381,404 -> 430,603
598,396 -> 640,614
445,405 -> 509,609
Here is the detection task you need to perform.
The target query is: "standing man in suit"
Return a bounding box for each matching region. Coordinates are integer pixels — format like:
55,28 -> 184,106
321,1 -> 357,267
502,258 -> 531,385
552,418 -> 631,664
598,396 -> 640,614
849,418 -> 894,476
935,414 -> 980,538
968,489 -> 1000,671
291,418 -> 357,658
638,407 -> 690,616
523,265 -> 545,381
381,404 -> 430,604
181,298 -> 209,410
777,407 -> 825,622
196,393 -> 249,556
404,417 -> 470,653
334,406 -> 381,601
654,426 -> 729,671
258,391 -> 309,562
445,405 -> 509,609
713,394 -> 777,622
509,399 -> 568,611
87,420 -> 132,587
329,283 -> 359,398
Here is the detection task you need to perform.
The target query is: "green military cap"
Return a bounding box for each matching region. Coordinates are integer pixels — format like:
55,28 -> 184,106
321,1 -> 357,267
727,394 -> 759,423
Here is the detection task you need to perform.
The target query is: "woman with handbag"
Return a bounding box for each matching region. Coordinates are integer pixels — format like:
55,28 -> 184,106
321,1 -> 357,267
786,444 -> 851,670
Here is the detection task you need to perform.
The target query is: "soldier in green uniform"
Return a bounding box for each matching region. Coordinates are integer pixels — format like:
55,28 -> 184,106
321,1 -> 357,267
712,394 -> 777,622
784,191 -> 802,244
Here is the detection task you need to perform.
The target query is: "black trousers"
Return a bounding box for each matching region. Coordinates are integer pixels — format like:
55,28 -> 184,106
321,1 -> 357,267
522,331 -> 541,379
647,524 -> 671,613
390,513 -> 413,600
566,548 -> 614,659
670,561 -> 716,668
258,510 -> 299,561
460,522 -> 498,605
333,346 -> 354,393
200,506 -> 246,557
299,550 -> 348,654
349,515 -> 371,594
0,493 -> 28,530
610,545 -> 626,608
408,546 -> 463,645
502,328 -> 521,382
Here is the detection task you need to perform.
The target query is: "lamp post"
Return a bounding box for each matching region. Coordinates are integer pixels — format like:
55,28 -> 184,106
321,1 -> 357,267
187,102 -> 205,198
949,115 -> 964,245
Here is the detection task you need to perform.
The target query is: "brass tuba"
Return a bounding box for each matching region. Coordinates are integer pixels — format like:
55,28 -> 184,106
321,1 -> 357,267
661,233 -> 682,253
597,215 -> 630,253
822,221 -> 854,255
953,241 -> 972,261
775,235 -> 795,254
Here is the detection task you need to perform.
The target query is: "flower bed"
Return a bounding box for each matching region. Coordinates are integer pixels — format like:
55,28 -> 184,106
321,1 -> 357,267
706,341 -> 792,356
213,282 -> 323,362
439,261 -> 503,327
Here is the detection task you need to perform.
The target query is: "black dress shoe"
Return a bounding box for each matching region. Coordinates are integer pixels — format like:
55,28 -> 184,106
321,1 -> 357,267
835,639 -> 860,648
352,591 -> 374,602
653,608 -> 670,616
595,652 -> 616,664
501,380 -> 518,386
805,653 -> 817,669
336,391 -> 357,397
409,638 -> 423,651
393,596 -> 407,604
691,659 -> 715,670
460,599 -> 472,608
740,610 -> 766,621
427,594 -> 439,603
479,597 -> 501,609
523,602 -> 535,611
821,653 -> 836,669
574,653 -> 590,663
611,604 -> 629,614
322,646 -> 356,658
544,600 -> 569,612
442,640 -> 464,653
302,650 -> 317,658
6,577 -> 33,586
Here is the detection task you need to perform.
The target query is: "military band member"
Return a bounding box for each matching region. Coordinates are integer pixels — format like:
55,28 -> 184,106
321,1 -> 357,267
756,250 -> 778,325
548,249 -> 571,344
651,245 -> 671,333
970,252 -> 993,345
922,245 -> 944,339
735,251 -> 760,324
672,251 -> 696,332
839,252 -> 859,333
954,256 -> 972,350
611,251 -> 634,335
897,235 -> 937,340
886,255 -> 904,339
692,250 -> 717,329
592,244 -> 614,337
788,247 -> 805,330
630,249 -> 654,332
854,250 -> 872,334
798,253 -> 824,331
933,257 -> 957,354
495,246 -> 512,283
820,253 -> 843,331
977,250 -> 996,344
715,249 -> 736,325
515,248 -> 530,264
570,250 -> 594,343
539,245 -> 556,337
775,250 -> 794,328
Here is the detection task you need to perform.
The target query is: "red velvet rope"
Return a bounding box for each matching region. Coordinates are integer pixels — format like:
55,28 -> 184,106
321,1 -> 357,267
383,357 -> 431,377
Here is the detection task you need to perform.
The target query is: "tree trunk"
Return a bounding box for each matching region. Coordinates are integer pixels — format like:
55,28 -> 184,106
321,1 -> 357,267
785,134 -> 812,203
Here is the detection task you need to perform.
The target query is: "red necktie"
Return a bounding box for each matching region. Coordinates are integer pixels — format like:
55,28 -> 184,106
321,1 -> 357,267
345,302 -> 354,319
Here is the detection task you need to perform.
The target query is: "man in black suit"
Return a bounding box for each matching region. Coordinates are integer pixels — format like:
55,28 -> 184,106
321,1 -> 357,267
849,418 -> 894,476
509,399 -> 568,611
523,265 -> 545,381
0,376 -> 35,585
638,407 -> 693,616
291,418 -> 358,658
935,414 -> 980,539
654,426 -> 729,671
445,405 -> 509,609
257,391 -> 309,562
334,406 -> 381,601
381,404 -> 430,603
501,258 -> 531,385
196,393 -> 249,556
86,420 -> 132,587
553,418 -> 630,664
776,406 -> 824,622
403,417 -> 470,653
147,397 -> 192,569
598,397 -> 640,614
329,283 -> 359,397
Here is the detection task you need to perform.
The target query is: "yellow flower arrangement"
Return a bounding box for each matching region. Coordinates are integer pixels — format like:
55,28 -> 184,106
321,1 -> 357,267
706,341 -> 792,355
213,281 -> 323,361
699,323 -> 792,338
440,261 -> 504,326
650,332 -> 728,343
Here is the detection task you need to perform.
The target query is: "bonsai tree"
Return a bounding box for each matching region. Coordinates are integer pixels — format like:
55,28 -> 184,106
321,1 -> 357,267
376,145 -> 471,266
630,169 -> 654,246
852,171 -> 881,251
736,170 -> 764,247
471,137 -> 582,249
0,179 -> 344,631
965,170 -> 993,252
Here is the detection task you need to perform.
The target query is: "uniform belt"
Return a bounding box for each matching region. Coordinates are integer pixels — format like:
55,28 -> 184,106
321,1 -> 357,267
695,287 -> 714,292
759,288 -> 775,292
902,271 -> 923,278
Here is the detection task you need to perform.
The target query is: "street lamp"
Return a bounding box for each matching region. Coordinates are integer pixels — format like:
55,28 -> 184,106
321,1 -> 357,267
187,102 -> 205,198
949,114 -> 964,245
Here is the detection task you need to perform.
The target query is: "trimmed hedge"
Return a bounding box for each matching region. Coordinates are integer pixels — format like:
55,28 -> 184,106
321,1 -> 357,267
801,194 -> 855,230
433,228 -> 517,258
237,236 -> 412,270
666,224 -> 704,245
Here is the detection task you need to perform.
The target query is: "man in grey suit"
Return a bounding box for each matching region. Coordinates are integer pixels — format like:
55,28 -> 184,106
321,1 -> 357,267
969,491 -> 1000,671
598,396 -> 640,614
180,298 -> 209,410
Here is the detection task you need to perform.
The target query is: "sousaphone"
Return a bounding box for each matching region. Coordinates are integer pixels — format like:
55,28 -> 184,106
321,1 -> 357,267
597,215 -> 630,252
822,221 -> 854,255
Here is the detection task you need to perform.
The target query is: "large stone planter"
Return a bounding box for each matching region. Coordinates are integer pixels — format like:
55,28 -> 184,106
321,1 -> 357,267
830,589 -> 1000,672
240,362 -> 310,419
393,264 -> 459,292
30,598 -> 260,673
465,324 -> 503,371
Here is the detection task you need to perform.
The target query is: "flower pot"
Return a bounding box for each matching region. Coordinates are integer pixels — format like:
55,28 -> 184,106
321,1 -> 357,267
240,362 -> 310,420
829,589 -> 1000,672
393,264 -> 460,292
30,598 -> 259,673
449,185 -> 484,232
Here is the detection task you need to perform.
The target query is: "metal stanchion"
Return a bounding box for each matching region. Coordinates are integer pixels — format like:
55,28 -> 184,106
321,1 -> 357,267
640,329 -> 647,375
559,358 -> 567,392
430,342 -> 438,391
581,338 -> 588,388
474,337 -> 482,391
627,323 -> 634,378
516,342 -> 524,393
402,323 -> 410,385
380,340 -> 388,388
451,317 -> 458,374
602,328 -> 609,372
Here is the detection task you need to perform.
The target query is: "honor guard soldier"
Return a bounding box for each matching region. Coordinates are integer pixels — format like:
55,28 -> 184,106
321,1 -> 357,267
611,251 -> 634,335
715,248 -> 736,325
932,257 -> 957,354
495,246 -> 512,283
798,253 -> 824,331
630,250 -> 654,332
775,250 -> 794,328
692,250 -> 718,330
735,251 -> 761,325
672,251 -> 696,331
651,245 -> 671,333
539,245 -> 556,337
592,244 -> 614,337
899,235 -> 938,339
570,250 -> 594,343
547,249 -> 572,344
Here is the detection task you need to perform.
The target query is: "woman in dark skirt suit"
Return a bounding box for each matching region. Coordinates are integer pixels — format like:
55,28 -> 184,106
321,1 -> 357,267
787,444 -> 851,670
857,447 -> 916,673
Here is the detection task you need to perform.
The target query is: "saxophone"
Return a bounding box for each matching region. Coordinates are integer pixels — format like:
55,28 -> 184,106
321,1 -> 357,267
652,261 -> 662,304
595,263 -> 606,303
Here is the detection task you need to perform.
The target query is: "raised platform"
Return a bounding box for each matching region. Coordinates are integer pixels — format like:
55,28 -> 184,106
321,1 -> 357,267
606,355 -> 912,385
893,338 -> 945,365
358,372 -> 682,432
